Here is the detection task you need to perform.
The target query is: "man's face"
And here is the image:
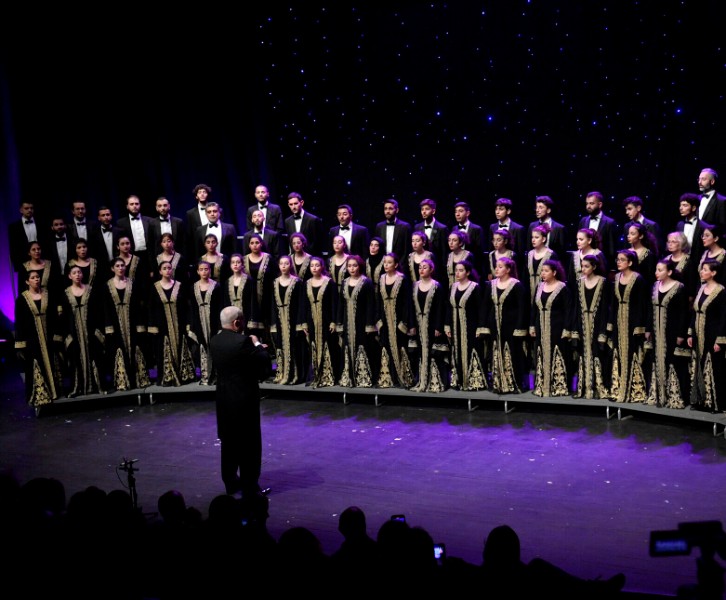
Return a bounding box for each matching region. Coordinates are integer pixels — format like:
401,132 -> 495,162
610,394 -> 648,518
251,210 -> 265,228
454,206 -> 469,224
679,201 -> 696,218
383,202 -> 398,221
98,209 -> 113,225
206,206 -> 220,223
494,205 -> 509,222
624,203 -> 640,221
585,196 -> 601,215
156,199 -> 171,217
698,171 -> 714,193
255,187 -> 269,203
288,198 -> 303,215
535,202 -> 549,220
196,188 -> 209,203
51,219 -> 66,234
420,205 -> 434,221
20,203 -> 34,219
72,202 -> 86,219
127,196 -> 141,215
337,207 -> 352,226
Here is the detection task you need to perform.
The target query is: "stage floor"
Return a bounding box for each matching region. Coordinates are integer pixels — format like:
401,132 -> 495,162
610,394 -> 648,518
2,358 -> 725,598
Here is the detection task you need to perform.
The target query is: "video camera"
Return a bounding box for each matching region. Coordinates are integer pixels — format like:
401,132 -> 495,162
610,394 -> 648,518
650,521 -> 726,558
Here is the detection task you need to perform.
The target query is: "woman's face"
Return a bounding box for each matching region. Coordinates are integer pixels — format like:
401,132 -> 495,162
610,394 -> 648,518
531,232 -> 545,249
278,257 -> 292,275
205,237 -> 218,253
69,266 -> 83,284
666,235 -> 681,253
369,240 -> 380,256
26,271 -> 41,290
418,261 -> 433,279
112,261 -> 126,277
248,238 -> 262,254
382,256 -> 397,273
310,259 -> 322,277
291,237 -> 304,253
230,256 -> 243,273
161,237 -> 174,252
540,265 -> 555,282
701,229 -> 716,248
492,235 -> 505,251
454,263 -> 468,282
118,238 -> 132,253
495,260 -> 510,278
29,243 -> 42,259
700,264 -> 714,281
160,263 -> 173,279
448,235 -> 461,251
76,243 -> 88,259
654,262 -> 670,282
627,226 -> 640,246
576,232 -> 590,250
580,260 -> 594,277
412,235 -> 424,252
197,262 -> 211,280
616,254 -> 630,272
346,260 -> 360,277
333,236 -> 346,253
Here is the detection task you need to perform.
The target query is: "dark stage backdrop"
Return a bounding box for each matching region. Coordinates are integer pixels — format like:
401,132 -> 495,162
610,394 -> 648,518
1,3 -> 724,321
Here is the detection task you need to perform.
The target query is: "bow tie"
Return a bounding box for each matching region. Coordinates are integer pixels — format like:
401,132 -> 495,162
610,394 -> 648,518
56,236 -> 66,241
258,203 -> 267,209
701,193 -> 710,199
424,225 -> 432,230
131,216 -> 140,221
208,223 -> 219,228
102,227 -> 113,233
159,217 -> 169,222
293,214 -> 302,220
686,218 -> 697,225
76,221 -> 85,226
589,215 -> 600,221
458,224 -> 467,230
386,221 -> 396,226
499,223 -> 508,228
25,219 -> 33,225
340,226 -> 350,231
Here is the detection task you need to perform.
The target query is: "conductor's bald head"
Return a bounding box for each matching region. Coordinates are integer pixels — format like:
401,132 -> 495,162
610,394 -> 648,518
220,307 -> 245,331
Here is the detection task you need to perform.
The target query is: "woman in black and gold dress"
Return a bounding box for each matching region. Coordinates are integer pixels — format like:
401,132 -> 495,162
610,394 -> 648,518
270,255 -> 306,385
337,255 -> 379,388
375,253 -> 414,388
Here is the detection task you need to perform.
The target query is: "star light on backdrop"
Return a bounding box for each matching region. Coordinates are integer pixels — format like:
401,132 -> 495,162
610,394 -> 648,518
0,3 -> 723,321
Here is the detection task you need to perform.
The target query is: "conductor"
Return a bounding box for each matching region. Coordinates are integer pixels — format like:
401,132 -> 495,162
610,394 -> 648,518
209,306 -> 272,497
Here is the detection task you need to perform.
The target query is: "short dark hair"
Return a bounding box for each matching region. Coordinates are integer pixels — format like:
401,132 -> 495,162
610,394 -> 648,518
193,183 -> 212,195
495,198 -> 513,209
454,202 -> 470,211
337,204 -> 353,213
383,199 -> 399,209
535,196 -> 554,208
623,195 -> 643,208
419,198 -> 437,209
586,191 -> 604,203
287,191 -> 303,201
679,193 -> 700,210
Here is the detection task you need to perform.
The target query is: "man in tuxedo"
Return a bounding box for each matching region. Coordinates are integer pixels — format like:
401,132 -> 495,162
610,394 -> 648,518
452,201 -> 485,269
242,209 -> 282,258
621,196 -> 664,256
209,306 -> 272,498
489,198 -> 527,256
577,191 -> 619,271
87,206 -> 122,275
150,196 -> 187,257
185,183 -> 212,260
246,185 -> 285,234
44,215 -> 72,278
117,194 -> 154,263
194,201 -> 239,258
284,192 -> 325,258
527,196 -> 568,259
697,167 -> 726,230
414,198 -> 449,265
8,200 -> 39,273
676,193 -> 707,261
328,204 -> 370,258
373,199 -> 412,260
66,200 -> 89,247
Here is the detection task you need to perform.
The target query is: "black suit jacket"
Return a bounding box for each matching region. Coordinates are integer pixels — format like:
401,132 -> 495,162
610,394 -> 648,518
527,219 -> 568,259
194,222 -> 239,259
676,218 -> 708,264
117,214 -> 155,260
242,228 -> 282,258
700,192 -> 726,230
284,211 -> 326,258
246,202 -> 285,234
577,213 -> 619,270
43,234 -> 75,277
489,220 -> 527,256
149,215 -> 187,256
373,219 -> 413,261
86,222 -> 125,270
185,204 -> 208,259
413,219 -> 449,264
328,223 -> 370,258
8,220 -> 38,272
